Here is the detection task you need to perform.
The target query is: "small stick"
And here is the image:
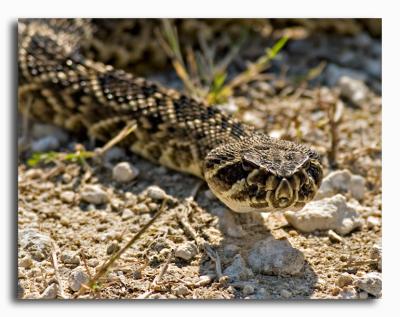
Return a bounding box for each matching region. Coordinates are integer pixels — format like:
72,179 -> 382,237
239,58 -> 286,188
95,121 -> 137,157
75,199 -> 169,297
50,242 -> 67,299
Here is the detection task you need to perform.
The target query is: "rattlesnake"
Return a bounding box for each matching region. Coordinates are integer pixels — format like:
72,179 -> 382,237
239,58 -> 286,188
18,19 -> 323,213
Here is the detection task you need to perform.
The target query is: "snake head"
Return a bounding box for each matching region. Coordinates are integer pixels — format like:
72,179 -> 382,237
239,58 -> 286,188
204,133 -> 323,213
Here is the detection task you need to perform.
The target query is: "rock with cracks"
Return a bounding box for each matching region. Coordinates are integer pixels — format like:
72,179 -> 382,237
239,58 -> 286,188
284,194 -> 363,235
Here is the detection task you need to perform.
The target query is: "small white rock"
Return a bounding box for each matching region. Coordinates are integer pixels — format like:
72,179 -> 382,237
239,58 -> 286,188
175,242 -> 198,261
338,76 -> 369,106
60,191 -> 75,203
68,268 -> 89,292
349,175 -> 366,200
355,272 -> 382,297
367,216 -> 381,229
121,209 -> 134,220
328,230 -> 343,243
31,136 -> 60,152
19,229 -> 53,261
146,185 -> 167,201
247,237 -> 305,276
39,283 -> 58,299
81,185 -> 109,205
284,194 -> 363,235
112,162 -> 139,183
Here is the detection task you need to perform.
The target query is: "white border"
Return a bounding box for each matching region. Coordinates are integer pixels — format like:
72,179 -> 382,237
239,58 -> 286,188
2,0 -> 398,316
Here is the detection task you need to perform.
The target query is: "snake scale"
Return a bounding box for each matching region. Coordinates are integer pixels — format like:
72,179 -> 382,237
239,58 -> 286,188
18,19 -> 323,213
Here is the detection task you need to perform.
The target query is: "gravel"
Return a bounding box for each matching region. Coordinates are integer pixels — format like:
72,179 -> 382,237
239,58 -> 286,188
146,185 -> 167,201
355,272 -> 382,297
175,242 -> 198,261
336,273 -> 355,288
172,285 -> 190,296
19,229 -> 53,262
68,268 -> 90,292
80,185 -> 109,205
285,194 -> 363,235
247,237 -> 305,276
112,162 -> 139,183
60,191 -> 75,203
60,251 -> 80,267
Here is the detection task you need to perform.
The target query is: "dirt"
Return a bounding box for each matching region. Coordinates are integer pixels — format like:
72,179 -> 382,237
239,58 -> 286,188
17,19 -> 382,300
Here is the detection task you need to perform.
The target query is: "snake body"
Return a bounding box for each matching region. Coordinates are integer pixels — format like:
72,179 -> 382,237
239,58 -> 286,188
18,19 -> 323,213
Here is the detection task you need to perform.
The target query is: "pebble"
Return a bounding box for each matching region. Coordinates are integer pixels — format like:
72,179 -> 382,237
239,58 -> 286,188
355,272 -> 382,297
247,237 -> 305,276
338,76 -> 369,106
134,203 -> 150,213
242,284 -> 255,296
31,136 -> 60,152
121,208 -> 134,220
223,254 -> 254,282
19,256 -> 33,269
175,242 -> 198,261
366,216 -> 381,229
107,242 -> 121,255
60,191 -> 75,203
172,285 -> 190,296
338,286 -> 358,299
328,230 -> 343,243
81,185 -> 109,205
359,291 -> 369,300
112,162 -> 139,183
60,251 -> 80,267
146,185 -> 167,201
39,283 -> 58,299
218,209 -> 246,238
19,229 -> 53,261
284,194 -> 363,235
68,268 -> 89,292
196,275 -> 213,287
316,169 -> 366,201
336,273 -> 354,288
